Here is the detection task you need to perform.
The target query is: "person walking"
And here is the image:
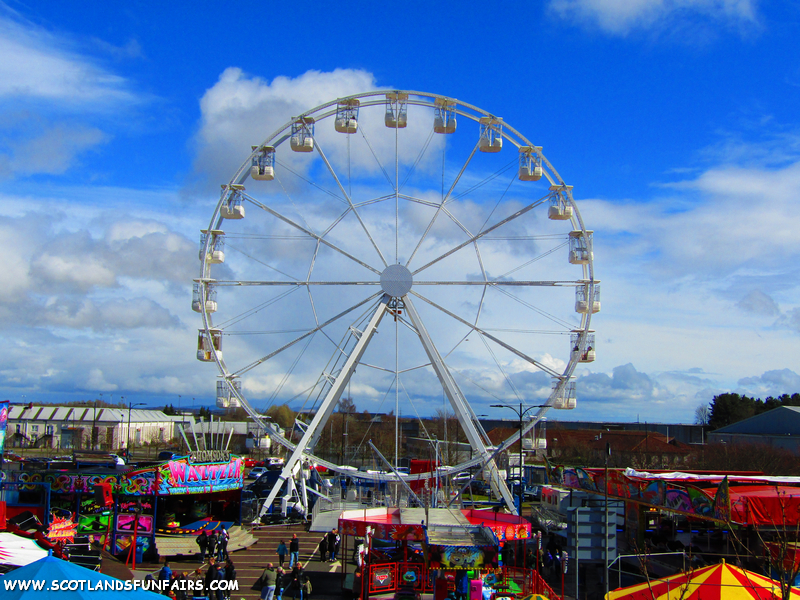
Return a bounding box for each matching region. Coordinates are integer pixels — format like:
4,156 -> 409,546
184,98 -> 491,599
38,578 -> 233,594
290,562 -> 308,600
207,531 -> 218,561
204,558 -> 219,600
326,529 -> 338,562
216,559 -> 227,600
289,534 -> 300,568
259,563 -> 278,600
159,560 -> 173,583
197,530 -> 209,561
217,527 -> 230,561
317,536 -> 328,562
223,558 -> 237,600
275,567 -> 287,600
277,540 -> 288,567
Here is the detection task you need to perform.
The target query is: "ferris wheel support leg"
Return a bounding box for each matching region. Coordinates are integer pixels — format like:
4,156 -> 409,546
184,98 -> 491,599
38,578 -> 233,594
257,296 -> 391,519
403,296 -> 518,514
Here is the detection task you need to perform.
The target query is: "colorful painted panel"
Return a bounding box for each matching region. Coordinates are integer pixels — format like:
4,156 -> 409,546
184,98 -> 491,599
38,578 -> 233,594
78,512 -> 112,535
339,519 -> 426,541
369,563 -> 396,594
0,401 -> 8,456
6,469 -> 157,495
429,546 -> 499,570
114,534 -> 152,557
116,513 -> 153,534
156,456 -> 243,495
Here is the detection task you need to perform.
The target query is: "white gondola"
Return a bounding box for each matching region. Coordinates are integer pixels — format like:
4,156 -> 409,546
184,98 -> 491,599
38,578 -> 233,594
192,281 -> 217,313
220,184 -> 245,219
385,92 -> 408,128
250,145 -> 275,180
216,378 -> 242,409
548,185 -> 574,220
479,116 -> 502,152
197,328 -> 222,362
551,380 -> 577,410
290,117 -> 315,152
571,331 -> 596,363
433,97 -> 457,134
335,98 -> 360,134
199,230 -> 225,264
519,146 -> 543,181
575,281 -> 601,314
523,437 -> 548,450
568,230 -> 593,264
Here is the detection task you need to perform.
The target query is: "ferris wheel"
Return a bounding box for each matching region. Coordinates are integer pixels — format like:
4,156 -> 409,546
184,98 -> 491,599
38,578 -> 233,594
194,90 -> 599,515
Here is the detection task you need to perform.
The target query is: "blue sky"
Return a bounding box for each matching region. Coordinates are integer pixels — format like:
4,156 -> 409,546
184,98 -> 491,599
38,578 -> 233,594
0,0 -> 798,425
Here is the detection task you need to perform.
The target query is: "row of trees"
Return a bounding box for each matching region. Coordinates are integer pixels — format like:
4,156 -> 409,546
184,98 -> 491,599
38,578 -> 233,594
261,398 -> 467,467
697,392 -> 800,429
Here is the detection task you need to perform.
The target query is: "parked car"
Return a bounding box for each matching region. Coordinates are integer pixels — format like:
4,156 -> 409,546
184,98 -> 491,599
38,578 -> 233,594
248,466 -> 268,479
452,472 -> 472,484
158,450 -> 180,461
466,480 -> 491,495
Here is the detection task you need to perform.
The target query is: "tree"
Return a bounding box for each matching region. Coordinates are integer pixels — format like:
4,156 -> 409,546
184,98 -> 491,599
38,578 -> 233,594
337,396 -> 357,414
266,403 -> 296,429
694,403 -> 711,425
433,408 -> 467,466
707,393 -> 756,429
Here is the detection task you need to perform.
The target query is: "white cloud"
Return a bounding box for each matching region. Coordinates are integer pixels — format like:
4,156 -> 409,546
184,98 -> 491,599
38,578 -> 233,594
85,368 -> 118,392
192,68 -> 447,193
737,369 -> 800,396
548,0 -> 760,36
737,290 -> 779,316
0,119 -> 109,178
0,9 -> 144,179
0,11 -> 136,105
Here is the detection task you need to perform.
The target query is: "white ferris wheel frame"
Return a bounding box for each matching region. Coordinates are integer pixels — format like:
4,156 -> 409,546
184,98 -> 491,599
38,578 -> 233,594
196,90 -> 597,516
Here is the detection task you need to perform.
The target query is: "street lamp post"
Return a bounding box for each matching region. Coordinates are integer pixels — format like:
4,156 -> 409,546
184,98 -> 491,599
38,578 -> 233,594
490,403 -> 545,512
491,402 -> 546,568
127,401 -> 146,461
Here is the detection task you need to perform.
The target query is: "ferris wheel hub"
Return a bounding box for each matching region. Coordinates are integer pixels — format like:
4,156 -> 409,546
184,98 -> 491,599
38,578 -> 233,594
380,264 -> 413,298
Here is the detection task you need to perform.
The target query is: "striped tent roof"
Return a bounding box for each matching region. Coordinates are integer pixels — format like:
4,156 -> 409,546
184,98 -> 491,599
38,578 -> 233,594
606,560 -> 799,599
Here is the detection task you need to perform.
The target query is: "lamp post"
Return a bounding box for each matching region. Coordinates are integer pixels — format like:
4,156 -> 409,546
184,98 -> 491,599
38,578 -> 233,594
605,441 -> 611,598
127,401 -> 146,461
491,402 -> 546,569
490,403 -> 545,511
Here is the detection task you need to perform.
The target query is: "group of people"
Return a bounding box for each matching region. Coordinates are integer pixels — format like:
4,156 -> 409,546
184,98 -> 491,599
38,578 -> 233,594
257,561 -> 310,600
195,527 -> 230,562
155,557 -> 237,600
317,529 -> 340,562
275,534 -> 301,568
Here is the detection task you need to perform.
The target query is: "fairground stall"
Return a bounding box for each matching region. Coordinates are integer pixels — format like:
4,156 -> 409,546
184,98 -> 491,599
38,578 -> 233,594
338,506 -> 556,600
0,451 -> 243,564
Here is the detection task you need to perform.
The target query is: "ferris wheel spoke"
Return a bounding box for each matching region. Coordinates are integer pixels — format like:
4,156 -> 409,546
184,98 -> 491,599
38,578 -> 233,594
409,290 -> 562,378
404,141 -> 480,268
243,192 -> 382,276
491,285 -> 577,330
230,291 -> 383,378
314,139 -> 389,268
353,193 -> 396,209
397,193 -> 441,208
411,194 -> 549,276
274,159 -> 348,207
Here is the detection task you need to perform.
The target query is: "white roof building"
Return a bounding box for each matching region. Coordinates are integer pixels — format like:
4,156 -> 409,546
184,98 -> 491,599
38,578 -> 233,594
8,405 -> 194,451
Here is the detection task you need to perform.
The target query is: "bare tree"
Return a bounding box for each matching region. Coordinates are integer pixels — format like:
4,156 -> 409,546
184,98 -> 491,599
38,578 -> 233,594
694,403 -> 711,425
